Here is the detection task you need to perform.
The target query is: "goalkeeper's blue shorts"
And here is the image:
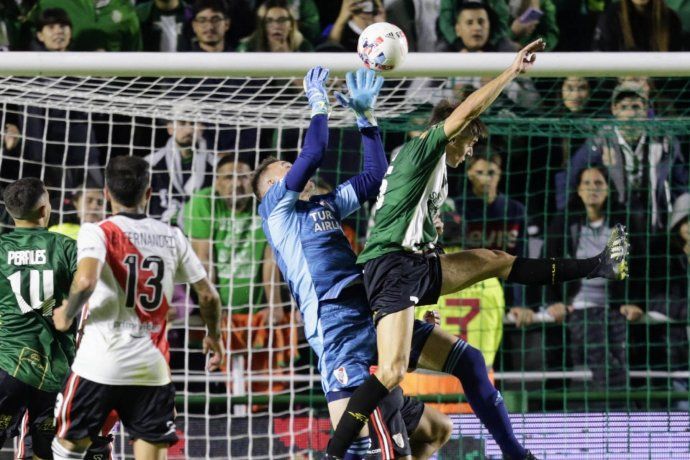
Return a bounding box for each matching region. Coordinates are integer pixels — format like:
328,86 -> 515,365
309,284 -> 435,396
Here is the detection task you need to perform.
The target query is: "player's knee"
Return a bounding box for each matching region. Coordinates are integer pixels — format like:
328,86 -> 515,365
376,362 -> 407,389
487,250 -> 515,278
437,414 -> 454,446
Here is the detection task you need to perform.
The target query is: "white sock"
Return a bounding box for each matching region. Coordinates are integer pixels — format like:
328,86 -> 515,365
52,438 -> 86,460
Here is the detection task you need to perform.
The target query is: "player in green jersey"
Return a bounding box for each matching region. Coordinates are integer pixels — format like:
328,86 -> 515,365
327,39 -> 630,460
0,178 -> 77,459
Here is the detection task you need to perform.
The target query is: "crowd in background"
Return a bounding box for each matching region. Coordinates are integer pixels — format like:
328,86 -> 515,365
0,0 -> 688,53
0,0 -> 689,405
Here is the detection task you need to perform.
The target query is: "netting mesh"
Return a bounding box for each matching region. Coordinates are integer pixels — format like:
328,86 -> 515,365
1,73 -> 689,459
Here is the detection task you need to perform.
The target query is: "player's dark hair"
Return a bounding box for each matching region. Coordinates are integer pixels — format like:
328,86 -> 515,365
192,0 -> 229,18
251,156 -> 281,201
466,146 -> 502,170
105,156 -> 150,208
429,100 -> 488,140
3,178 -> 47,220
37,8 -> 72,30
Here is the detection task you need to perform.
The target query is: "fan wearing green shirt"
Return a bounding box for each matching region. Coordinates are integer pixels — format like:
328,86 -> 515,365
29,0 -> 141,51
183,155 -> 283,320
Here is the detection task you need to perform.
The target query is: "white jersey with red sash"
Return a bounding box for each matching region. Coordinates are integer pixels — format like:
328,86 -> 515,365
71,214 -> 206,386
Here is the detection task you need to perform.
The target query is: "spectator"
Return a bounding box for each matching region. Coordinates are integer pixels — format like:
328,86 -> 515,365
560,76 -> 593,116
146,116 -> 213,225
385,0 -> 445,51
545,166 -> 644,390
667,0 -> 690,45
183,156 -> 281,315
553,0 -> 608,51
32,8 -> 71,51
438,0 -> 514,50
189,0 -> 232,52
286,0 -> 322,44
137,0 -> 192,51
592,0 -> 683,51
48,187 -> 105,239
563,82 -> 688,232
238,0 -> 314,51
551,77 -> 595,211
31,0 -> 141,51
649,193 -> 690,404
326,0 -> 384,51
0,1 -> 32,50
183,156 -> 288,393
455,148 -> 529,311
507,0 -> 559,51
445,5 -> 540,111
95,0 -> 142,51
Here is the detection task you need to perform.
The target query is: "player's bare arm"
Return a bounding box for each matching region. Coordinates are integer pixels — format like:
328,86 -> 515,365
53,257 -> 102,332
191,277 -> 224,371
443,39 -> 545,139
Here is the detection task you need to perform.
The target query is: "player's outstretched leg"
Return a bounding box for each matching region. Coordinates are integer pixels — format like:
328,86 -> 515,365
440,224 -> 629,295
416,327 -> 535,460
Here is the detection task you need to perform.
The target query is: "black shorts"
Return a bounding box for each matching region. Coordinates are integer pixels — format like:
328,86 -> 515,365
363,251 -> 443,323
368,386 -> 425,459
0,369 -> 56,459
56,373 -> 177,445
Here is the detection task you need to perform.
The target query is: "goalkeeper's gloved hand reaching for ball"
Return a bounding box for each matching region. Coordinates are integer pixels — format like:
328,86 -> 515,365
304,65 -> 331,118
335,67 -> 384,129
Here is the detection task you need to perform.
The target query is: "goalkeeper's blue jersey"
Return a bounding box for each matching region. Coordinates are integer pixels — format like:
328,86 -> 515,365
259,178 -> 362,338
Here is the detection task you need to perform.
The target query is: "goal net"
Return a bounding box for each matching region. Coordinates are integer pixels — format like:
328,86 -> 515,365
1,52 -> 689,459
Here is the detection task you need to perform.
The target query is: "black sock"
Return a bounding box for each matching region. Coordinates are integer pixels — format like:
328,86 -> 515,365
506,256 -> 600,285
327,375 -> 389,457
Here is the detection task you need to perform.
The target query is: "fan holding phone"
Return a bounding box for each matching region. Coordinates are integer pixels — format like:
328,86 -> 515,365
509,0 -> 558,50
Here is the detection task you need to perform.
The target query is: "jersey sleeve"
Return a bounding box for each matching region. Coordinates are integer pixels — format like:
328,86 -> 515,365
184,193 -> 212,240
173,227 -> 207,285
332,182 -> 361,218
259,179 -> 299,220
77,223 -> 107,263
399,123 -> 448,167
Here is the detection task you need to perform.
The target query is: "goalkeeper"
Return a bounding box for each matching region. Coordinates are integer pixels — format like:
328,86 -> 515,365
254,67 -> 455,459
327,39 -> 631,460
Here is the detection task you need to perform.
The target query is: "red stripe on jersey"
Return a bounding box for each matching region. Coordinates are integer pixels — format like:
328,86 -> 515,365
99,221 -> 171,362
16,411 -> 28,459
57,373 -> 80,438
371,407 -> 394,459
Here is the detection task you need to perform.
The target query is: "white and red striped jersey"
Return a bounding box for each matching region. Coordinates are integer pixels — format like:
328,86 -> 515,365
71,213 -> 206,386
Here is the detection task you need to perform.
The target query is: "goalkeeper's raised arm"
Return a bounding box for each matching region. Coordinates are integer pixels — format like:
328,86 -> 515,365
336,68 -> 388,209
443,38 -> 546,139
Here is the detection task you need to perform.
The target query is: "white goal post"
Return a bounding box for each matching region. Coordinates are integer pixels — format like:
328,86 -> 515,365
1,52 -> 690,77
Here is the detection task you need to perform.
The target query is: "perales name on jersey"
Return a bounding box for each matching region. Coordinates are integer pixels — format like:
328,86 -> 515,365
7,249 -> 47,266
309,209 -> 342,233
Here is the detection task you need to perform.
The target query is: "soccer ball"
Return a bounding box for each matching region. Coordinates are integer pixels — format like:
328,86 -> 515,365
357,22 -> 408,72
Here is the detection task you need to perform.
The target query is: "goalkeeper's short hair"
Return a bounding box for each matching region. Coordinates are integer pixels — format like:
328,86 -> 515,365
251,156 -> 281,201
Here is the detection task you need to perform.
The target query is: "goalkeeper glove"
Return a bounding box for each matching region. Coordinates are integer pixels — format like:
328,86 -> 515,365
303,66 -> 330,118
334,67 -> 384,129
